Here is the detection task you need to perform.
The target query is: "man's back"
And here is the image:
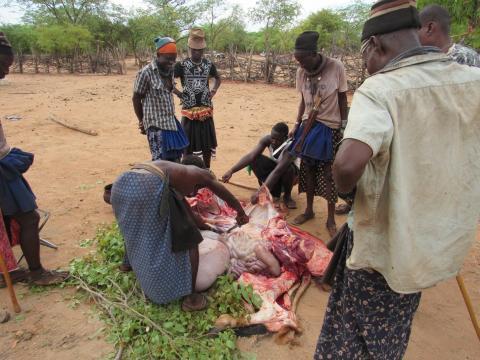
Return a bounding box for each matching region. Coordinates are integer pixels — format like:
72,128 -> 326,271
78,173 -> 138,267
344,52 -> 480,293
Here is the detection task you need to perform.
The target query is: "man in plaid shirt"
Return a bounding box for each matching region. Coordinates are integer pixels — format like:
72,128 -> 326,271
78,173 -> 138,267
132,37 -> 189,162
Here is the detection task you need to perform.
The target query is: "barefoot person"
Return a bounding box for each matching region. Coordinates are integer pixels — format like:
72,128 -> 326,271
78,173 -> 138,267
0,32 -> 68,286
252,31 -> 348,237
315,1 -> 480,358
174,28 -> 221,169
111,158 -> 249,310
419,4 -> 480,67
222,122 -> 298,209
132,37 -> 188,162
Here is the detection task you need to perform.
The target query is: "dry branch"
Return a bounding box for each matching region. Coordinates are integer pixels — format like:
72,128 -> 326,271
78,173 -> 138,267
48,115 -> 98,136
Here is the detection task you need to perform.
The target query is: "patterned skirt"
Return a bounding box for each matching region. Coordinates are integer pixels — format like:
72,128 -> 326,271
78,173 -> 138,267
147,119 -> 189,162
298,129 -> 342,204
315,227 -> 422,359
111,170 -> 192,305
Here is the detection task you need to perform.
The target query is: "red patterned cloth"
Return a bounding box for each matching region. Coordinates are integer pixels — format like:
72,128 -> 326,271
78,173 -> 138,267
0,210 -> 20,272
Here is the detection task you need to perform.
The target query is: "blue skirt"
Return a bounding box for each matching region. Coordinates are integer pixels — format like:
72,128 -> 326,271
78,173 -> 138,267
289,121 -> 333,164
147,119 -> 189,161
0,148 -> 37,216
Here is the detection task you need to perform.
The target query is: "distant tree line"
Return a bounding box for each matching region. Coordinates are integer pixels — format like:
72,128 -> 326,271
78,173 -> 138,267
0,0 -> 477,76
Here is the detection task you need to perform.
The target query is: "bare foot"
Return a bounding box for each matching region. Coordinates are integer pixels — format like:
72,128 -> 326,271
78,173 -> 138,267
182,293 -> 208,312
29,268 -> 69,286
283,196 -> 297,209
292,212 -> 315,225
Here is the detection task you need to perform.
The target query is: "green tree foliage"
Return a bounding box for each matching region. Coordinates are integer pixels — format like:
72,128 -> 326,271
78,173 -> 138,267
15,0 -> 109,25
36,24 -> 92,55
297,10 -> 345,51
418,0 -> 480,48
0,24 -> 37,54
250,0 -> 300,52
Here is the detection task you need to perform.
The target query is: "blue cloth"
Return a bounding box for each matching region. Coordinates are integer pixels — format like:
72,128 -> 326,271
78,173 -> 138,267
288,121 -> 333,164
0,148 -> 37,216
111,170 -> 192,305
147,119 -> 189,161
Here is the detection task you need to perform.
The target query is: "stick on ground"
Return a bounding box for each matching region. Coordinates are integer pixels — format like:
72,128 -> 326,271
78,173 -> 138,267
48,115 -> 98,136
456,275 -> 480,342
220,180 -> 257,191
0,252 -> 21,313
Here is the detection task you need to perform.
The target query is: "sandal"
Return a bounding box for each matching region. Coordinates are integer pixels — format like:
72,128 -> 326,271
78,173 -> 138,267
29,269 -> 69,286
335,203 -> 351,215
292,212 -> 315,226
0,268 -> 29,288
182,293 -> 208,312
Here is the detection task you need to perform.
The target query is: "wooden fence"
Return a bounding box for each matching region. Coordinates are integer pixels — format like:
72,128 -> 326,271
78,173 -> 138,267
10,49 -> 365,90
10,47 -> 127,75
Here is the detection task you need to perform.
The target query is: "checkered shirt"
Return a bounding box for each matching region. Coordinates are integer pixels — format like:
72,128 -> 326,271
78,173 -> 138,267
134,60 -> 177,131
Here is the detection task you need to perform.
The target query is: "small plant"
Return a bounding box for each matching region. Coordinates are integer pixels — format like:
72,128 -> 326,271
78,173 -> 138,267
70,223 -> 261,359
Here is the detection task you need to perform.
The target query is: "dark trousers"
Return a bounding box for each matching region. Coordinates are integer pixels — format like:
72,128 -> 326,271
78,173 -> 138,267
251,155 -> 296,198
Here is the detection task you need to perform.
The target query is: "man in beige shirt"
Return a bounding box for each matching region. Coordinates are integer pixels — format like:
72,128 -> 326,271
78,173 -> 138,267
315,1 -> 480,359
0,32 -> 68,287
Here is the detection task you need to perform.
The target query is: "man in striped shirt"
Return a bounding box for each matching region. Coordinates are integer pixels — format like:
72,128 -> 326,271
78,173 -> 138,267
132,37 -> 189,162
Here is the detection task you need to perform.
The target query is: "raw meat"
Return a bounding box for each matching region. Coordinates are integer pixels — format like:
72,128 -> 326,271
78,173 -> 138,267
188,186 -> 332,332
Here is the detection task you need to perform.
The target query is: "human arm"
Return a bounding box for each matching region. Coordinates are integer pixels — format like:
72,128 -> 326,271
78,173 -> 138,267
209,63 -> 221,98
333,139 -> 372,193
132,92 -> 145,134
173,62 -> 184,99
221,136 -> 270,182
338,91 -> 348,122
132,70 -> 148,134
182,199 -> 211,230
289,94 -> 305,138
333,85 -> 393,193
202,172 -> 249,225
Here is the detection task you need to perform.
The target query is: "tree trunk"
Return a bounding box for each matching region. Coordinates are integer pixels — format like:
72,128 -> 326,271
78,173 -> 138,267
17,52 -> 24,74
34,55 -> 39,74
268,52 -> 277,84
56,55 -> 61,73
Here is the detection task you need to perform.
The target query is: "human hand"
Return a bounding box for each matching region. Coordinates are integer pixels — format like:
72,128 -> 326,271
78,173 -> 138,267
236,212 -> 249,226
289,123 -> 299,138
138,121 -> 146,135
250,191 -> 260,205
221,170 -> 233,183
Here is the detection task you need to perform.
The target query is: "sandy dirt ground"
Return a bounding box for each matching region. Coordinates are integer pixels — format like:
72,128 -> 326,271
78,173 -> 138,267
0,67 -> 479,360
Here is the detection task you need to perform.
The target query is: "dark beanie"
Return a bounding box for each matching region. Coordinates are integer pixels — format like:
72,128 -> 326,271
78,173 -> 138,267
361,0 -> 421,42
295,31 -> 319,52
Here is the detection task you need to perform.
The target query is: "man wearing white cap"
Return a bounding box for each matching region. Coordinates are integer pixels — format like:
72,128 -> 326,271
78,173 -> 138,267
174,28 -> 221,169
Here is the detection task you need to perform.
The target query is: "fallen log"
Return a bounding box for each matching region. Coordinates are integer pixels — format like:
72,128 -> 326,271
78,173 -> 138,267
48,115 -> 98,136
